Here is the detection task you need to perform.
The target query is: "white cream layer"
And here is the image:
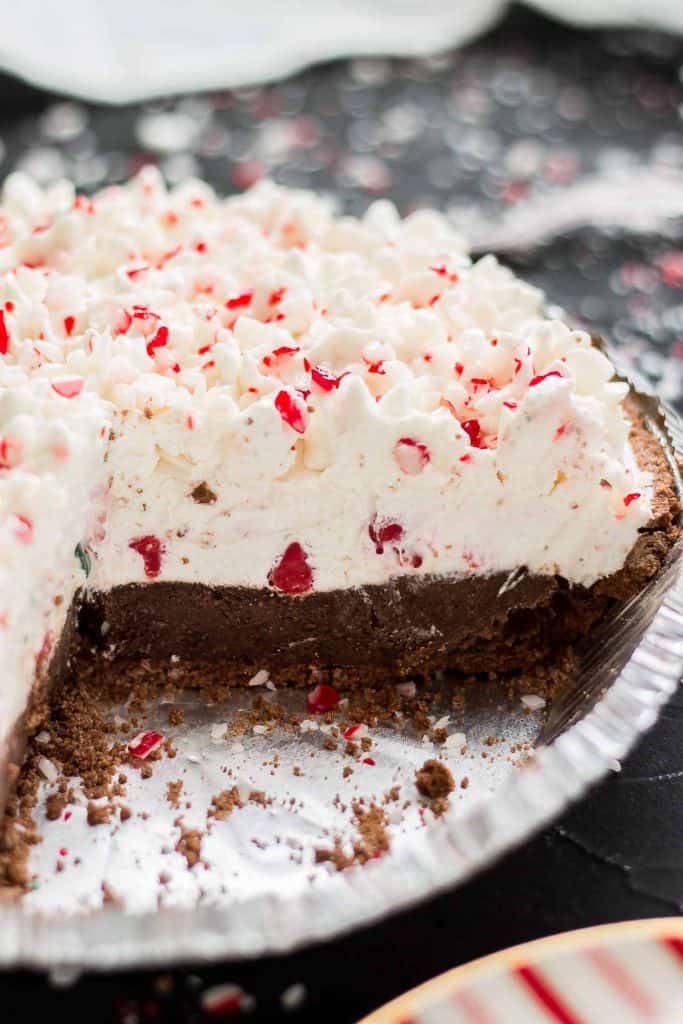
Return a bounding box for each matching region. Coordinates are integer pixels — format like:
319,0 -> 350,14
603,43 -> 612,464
91,369 -> 649,593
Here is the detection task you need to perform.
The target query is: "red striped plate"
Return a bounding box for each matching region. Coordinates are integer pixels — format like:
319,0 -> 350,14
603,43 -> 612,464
360,919 -> 683,1024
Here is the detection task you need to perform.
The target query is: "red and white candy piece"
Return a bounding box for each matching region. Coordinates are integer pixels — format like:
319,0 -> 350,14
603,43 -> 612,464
127,730 -> 164,759
51,377 -> 84,399
129,534 -> 165,578
310,364 -> 346,392
393,437 -> 430,475
0,309 -> 10,355
342,723 -> 369,741
274,389 -> 308,434
13,514 -> 33,544
461,419 -> 485,449
200,983 -> 253,1017
528,370 -> 564,388
0,435 -> 22,469
307,683 -> 340,714
268,542 -> 313,595
368,517 -> 403,555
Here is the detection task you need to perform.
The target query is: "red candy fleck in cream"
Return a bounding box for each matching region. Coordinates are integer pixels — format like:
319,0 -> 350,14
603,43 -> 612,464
0,435 -> 22,469
529,370 -> 564,388
623,492 -> 641,507
368,517 -> 404,554
126,265 -> 150,280
274,390 -> 307,433
268,286 -> 286,307
461,419 -> 485,448
225,290 -> 253,310
128,730 -> 164,759
393,437 -> 430,475
129,535 -> 165,578
73,195 -> 96,214
14,515 -> 33,543
146,325 -> 169,358
307,683 -> 340,714
132,305 -> 159,324
429,263 -> 459,283
158,244 -> 182,268
63,315 -> 76,336
268,541 -> 313,594
263,345 -> 299,367
362,757 -> 376,766
112,308 -> 132,335
311,365 -> 346,392
52,443 -> 69,462
51,377 -> 84,399
0,309 -> 10,355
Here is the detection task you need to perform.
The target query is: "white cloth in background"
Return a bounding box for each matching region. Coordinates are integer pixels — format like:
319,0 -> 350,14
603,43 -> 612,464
0,1 -> 682,104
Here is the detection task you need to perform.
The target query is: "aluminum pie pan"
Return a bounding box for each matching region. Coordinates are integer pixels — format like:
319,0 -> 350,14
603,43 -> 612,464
0,375 -> 681,973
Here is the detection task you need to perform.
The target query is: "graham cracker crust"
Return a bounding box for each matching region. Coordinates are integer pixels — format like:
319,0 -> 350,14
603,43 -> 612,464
0,603 -> 78,824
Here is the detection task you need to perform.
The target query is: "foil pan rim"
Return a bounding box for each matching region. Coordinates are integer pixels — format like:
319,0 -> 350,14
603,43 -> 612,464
1,377 -> 682,972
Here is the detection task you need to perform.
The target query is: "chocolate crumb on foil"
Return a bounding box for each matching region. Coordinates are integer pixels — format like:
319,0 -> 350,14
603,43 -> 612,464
175,823 -> 203,868
314,801 -> 390,870
209,787 -> 244,821
166,780 -> 183,809
1,645 -> 577,896
416,759 -> 455,804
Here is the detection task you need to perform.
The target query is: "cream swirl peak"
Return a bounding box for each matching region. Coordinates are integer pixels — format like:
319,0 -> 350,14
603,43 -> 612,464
0,166 -> 651,607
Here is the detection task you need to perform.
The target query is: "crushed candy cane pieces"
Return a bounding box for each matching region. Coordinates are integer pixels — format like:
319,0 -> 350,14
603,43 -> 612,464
307,683 -> 340,714
521,694 -> 547,711
268,542 -> 313,594
128,730 -> 165,759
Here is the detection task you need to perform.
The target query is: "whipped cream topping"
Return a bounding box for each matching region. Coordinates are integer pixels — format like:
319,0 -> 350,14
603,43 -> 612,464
0,168 -> 652,621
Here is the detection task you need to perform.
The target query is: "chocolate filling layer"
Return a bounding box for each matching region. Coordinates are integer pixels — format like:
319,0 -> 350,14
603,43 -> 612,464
80,572 -> 602,681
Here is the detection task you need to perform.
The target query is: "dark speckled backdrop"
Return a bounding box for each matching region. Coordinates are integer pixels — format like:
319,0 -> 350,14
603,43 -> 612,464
1,7 -> 682,1022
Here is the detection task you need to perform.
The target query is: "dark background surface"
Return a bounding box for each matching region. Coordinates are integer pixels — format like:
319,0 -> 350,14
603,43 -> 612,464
1,7 -> 683,1021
